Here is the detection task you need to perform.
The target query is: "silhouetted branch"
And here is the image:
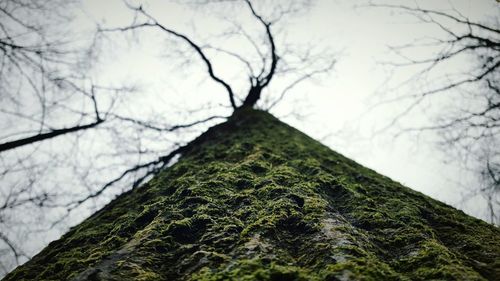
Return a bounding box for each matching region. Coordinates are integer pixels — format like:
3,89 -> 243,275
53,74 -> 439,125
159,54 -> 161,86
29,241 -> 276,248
0,232 -> 25,265
0,119 -> 104,153
369,3 -> 500,35
267,58 -> 336,110
65,144 -> 189,210
100,4 -> 237,109
241,0 -> 279,107
108,114 -> 227,132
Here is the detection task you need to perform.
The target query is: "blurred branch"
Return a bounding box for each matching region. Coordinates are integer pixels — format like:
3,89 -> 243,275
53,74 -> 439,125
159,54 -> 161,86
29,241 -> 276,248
0,120 -> 104,153
267,58 -> 336,110
108,114 -> 228,132
369,1 -> 500,224
65,143 -> 188,210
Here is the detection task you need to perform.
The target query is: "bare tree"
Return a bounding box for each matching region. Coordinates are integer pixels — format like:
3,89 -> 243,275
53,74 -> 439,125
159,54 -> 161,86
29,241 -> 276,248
0,0 -> 101,272
369,1 -> 499,224
0,0 -> 336,275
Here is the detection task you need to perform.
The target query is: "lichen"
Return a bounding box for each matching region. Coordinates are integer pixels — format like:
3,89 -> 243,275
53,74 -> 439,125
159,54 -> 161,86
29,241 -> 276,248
5,108 -> 500,280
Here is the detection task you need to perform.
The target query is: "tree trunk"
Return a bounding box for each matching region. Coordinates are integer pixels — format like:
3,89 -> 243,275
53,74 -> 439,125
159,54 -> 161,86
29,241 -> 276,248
5,109 -> 500,280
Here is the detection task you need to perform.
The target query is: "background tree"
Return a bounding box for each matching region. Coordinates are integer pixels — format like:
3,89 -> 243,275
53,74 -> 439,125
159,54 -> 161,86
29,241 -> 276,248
0,0 -> 105,271
0,0 -> 335,275
368,1 -> 500,224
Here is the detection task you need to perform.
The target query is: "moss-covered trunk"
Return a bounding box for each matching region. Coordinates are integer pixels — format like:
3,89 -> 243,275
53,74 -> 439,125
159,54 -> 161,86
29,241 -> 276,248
5,109 -> 500,280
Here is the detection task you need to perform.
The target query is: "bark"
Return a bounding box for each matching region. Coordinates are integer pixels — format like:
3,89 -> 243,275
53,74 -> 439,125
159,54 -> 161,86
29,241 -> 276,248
5,109 -> 500,280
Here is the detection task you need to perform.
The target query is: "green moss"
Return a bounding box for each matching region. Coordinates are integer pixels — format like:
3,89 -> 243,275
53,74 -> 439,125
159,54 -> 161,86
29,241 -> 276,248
321,257 -> 401,280
6,109 -> 500,280
191,259 -> 315,281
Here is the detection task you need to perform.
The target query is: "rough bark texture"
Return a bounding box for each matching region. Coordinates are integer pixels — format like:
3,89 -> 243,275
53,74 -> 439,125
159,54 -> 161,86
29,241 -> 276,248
5,109 -> 500,280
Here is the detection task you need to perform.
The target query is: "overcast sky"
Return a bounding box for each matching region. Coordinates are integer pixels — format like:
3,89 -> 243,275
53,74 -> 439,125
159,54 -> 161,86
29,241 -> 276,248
1,0 -> 498,276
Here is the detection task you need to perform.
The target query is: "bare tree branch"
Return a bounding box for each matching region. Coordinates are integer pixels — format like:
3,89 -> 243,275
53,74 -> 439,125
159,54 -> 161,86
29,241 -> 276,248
369,1 -> 500,224
241,0 -> 279,108
100,4 -> 238,109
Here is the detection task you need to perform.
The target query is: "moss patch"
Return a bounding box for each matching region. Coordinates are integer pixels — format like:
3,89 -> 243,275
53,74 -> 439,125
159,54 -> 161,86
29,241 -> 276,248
6,109 -> 500,280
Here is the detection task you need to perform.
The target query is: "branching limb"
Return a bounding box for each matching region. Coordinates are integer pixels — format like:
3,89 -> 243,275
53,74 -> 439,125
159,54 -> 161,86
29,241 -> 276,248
109,114 -> 227,132
64,144 -> 189,210
101,4 -> 237,109
241,0 -> 279,108
0,231 -> 25,265
267,58 -> 336,110
368,1 -> 500,224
